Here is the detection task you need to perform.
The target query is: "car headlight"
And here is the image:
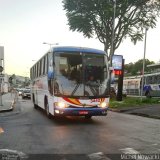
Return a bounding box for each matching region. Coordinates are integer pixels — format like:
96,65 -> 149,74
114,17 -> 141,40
99,102 -> 108,108
55,102 -> 68,108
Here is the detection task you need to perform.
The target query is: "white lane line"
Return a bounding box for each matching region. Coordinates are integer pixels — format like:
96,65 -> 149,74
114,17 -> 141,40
120,148 -> 140,154
88,152 -> 111,160
152,143 -> 158,146
0,127 -> 4,134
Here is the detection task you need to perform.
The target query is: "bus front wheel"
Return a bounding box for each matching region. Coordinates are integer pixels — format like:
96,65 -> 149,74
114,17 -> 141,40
145,91 -> 151,98
85,115 -> 92,119
45,100 -> 52,119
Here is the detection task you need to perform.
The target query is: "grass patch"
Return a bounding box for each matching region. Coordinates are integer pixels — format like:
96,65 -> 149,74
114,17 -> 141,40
110,97 -> 160,109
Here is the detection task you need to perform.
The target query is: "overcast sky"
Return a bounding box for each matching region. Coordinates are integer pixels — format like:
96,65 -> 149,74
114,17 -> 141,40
0,0 -> 160,76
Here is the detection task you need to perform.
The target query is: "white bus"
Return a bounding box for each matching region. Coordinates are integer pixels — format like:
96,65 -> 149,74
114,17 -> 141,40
123,72 -> 160,97
30,46 -> 110,119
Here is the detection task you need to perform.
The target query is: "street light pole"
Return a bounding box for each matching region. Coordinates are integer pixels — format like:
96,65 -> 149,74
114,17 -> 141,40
140,28 -> 148,101
0,59 -> 3,106
43,42 -> 59,52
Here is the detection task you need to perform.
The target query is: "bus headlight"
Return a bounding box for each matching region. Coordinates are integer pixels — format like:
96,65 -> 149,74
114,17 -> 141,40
55,102 -> 68,108
99,102 -> 108,108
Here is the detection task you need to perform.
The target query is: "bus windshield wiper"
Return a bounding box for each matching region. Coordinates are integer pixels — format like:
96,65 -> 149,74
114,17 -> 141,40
86,82 -> 100,96
71,83 -> 81,96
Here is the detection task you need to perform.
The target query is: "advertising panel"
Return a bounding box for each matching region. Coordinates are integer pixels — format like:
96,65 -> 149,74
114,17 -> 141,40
112,55 -> 123,70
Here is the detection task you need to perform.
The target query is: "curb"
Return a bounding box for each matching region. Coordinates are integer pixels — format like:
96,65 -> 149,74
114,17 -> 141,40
109,107 -> 160,120
109,105 -> 157,113
130,112 -> 160,120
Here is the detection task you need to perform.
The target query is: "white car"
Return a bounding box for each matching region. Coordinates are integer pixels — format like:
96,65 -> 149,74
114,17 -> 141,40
18,88 -> 24,96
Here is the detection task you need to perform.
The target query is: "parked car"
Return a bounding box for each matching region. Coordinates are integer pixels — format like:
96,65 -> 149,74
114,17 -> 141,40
22,88 -> 31,99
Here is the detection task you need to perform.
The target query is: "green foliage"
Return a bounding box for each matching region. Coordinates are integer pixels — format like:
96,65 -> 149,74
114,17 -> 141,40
63,0 -> 160,59
124,59 -> 155,76
110,97 -> 160,108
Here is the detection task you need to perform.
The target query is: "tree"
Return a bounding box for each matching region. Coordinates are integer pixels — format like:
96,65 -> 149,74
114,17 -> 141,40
124,59 -> 155,76
63,0 -> 160,60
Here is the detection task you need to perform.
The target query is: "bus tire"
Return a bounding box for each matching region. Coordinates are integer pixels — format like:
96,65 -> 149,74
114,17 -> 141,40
45,98 -> 52,119
85,115 -> 92,119
146,91 -> 151,98
32,94 -> 38,109
34,103 -> 38,109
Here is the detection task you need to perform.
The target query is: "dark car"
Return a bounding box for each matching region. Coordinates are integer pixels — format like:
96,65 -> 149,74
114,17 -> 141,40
22,88 -> 31,99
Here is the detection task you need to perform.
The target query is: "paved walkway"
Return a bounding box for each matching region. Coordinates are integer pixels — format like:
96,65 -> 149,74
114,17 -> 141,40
0,92 -> 17,113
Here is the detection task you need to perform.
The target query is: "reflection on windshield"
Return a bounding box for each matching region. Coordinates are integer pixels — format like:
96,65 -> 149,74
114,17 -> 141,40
54,52 -> 109,97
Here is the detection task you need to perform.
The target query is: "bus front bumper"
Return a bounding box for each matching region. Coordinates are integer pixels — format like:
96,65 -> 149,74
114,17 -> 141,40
54,107 -> 108,116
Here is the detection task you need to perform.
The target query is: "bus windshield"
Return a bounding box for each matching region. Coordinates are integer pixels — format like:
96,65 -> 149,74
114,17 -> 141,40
54,52 -> 109,97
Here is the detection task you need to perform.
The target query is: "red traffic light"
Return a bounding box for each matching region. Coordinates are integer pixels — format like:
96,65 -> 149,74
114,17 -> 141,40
113,70 -> 122,75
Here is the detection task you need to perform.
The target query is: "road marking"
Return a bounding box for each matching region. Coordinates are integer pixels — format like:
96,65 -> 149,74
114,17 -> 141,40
0,149 -> 28,159
88,152 -> 111,160
120,148 -> 140,154
0,127 -> 4,134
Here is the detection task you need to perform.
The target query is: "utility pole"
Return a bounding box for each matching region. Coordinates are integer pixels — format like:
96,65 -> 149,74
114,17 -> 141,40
0,46 -> 4,106
116,59 -> 124,101
140,28 -> 148,101
0,63 -> 3,106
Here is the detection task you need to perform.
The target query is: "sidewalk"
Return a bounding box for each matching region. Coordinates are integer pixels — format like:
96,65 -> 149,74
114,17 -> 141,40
110,104 -> 160,119
0,92 -> 17,113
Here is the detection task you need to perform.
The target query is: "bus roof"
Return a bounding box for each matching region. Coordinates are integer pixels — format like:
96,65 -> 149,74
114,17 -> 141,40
51,46 -> 106,54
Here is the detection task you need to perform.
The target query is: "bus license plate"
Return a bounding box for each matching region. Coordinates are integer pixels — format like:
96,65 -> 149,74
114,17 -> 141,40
79,111 -> 88,115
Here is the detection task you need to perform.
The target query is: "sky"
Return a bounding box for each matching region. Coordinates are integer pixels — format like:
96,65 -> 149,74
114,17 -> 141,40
0,0 -> 160,77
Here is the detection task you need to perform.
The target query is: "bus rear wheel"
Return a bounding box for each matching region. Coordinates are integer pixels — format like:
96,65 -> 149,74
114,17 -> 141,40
145,91 -> 151,98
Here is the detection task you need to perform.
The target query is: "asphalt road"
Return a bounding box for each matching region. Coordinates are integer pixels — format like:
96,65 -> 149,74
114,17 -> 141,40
0,96 -> 160,159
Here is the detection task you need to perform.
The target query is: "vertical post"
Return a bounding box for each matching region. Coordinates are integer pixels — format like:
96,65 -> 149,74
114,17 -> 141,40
116,59 -> 124,101
0,80 -> 2,106
140,28 -> 148,101
0,59 -> 3,106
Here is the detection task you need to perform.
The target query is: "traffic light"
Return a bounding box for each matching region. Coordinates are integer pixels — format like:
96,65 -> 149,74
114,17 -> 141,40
113,70 -> 122,76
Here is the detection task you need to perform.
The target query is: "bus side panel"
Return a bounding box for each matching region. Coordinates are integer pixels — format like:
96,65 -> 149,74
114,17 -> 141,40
37,76 -> 47,109
32,76 -> 49,110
